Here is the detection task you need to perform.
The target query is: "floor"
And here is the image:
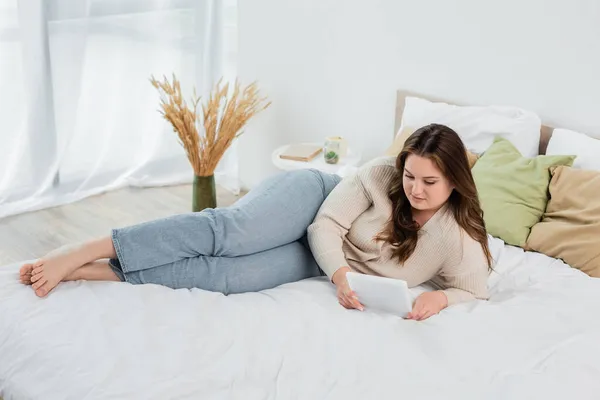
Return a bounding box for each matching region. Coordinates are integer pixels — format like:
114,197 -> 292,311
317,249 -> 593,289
0,184 -> 246,265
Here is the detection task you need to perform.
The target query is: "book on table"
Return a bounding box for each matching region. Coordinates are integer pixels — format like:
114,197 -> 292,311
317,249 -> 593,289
279,144 -> 323,162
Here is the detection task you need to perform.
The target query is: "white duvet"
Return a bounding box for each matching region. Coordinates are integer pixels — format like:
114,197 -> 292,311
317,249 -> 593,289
1,237 -> 600,400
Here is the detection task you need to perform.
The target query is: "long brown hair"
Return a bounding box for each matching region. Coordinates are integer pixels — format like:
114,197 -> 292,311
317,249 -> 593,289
378,123 -> 492,268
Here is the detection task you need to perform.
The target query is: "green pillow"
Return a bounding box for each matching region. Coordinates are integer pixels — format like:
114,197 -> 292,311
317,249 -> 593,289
472,136 -> 575,247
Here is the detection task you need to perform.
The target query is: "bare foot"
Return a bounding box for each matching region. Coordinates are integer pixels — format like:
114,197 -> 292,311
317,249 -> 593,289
29,244 -> 91,297
25,237 -> 116,297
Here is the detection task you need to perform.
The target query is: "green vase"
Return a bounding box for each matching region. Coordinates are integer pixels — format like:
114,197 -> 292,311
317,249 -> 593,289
192,174 -> 217,212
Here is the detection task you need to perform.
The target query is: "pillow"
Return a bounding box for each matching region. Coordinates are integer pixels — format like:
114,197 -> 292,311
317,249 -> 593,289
399,96 -> 542,158
545,128 -> 600,171
385,127 -> 480,168
472,137 -> 575,247
526,166 -> 600,277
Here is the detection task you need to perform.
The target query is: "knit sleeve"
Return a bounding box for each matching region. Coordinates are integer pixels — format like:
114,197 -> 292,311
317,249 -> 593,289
437,233 -> 490,306
307,167 -> 380,279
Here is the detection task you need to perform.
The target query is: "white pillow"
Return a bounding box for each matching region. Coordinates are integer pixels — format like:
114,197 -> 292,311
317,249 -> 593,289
398,96 -> 542,158
545,128 -> 600,172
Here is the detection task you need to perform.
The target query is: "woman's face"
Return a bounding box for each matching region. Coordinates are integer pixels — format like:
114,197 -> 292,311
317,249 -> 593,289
403,154 -> 454,212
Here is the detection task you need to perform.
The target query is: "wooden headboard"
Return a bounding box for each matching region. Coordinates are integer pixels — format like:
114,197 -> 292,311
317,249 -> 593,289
394,90 -> 555,155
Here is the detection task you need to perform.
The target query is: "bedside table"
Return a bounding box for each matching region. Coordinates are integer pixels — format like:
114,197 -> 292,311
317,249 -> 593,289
272,142 -> 362,177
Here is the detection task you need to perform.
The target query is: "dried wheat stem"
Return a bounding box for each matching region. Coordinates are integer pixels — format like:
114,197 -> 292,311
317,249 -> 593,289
150,74 -> 270,177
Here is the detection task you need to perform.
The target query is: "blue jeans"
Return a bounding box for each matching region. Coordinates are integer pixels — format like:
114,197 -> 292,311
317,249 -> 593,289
108,169 -> 342,294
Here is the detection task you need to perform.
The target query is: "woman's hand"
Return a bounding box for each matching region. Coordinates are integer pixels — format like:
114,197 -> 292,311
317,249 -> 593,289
332,267 -> 364,311
406,291 -> 448,321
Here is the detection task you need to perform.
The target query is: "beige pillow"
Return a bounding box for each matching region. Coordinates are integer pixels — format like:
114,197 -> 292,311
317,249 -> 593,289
526,166 -> 600,277
385,127 -> 479,168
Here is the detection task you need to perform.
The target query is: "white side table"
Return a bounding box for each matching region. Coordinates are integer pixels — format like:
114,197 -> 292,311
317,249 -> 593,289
272,142 -> 362,177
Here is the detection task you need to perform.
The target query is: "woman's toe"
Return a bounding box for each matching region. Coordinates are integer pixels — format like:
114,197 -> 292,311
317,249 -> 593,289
35,285 -> 48,297
32,279 -> 47,290
19,264 -> 32,276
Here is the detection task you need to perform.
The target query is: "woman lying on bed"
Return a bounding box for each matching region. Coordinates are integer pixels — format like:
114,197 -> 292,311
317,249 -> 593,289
20,123 -> 492,321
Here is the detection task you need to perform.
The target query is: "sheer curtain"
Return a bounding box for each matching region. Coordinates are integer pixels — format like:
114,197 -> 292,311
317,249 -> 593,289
0,0 -> 239,219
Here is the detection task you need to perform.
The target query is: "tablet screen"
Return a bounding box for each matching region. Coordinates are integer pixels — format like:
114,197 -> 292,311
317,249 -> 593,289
346,272 -> 414,317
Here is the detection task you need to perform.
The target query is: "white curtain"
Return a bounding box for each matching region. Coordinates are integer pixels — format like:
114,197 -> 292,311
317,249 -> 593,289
0,0 -> 239,219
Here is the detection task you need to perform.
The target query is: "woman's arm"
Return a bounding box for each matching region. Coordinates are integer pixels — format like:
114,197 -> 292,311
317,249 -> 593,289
437,234 -> 490,306
307,170 -> 375,279
408,235 -> 489,320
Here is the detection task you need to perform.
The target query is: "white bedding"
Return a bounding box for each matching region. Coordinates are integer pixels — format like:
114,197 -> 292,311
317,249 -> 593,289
1,238 -> 600,400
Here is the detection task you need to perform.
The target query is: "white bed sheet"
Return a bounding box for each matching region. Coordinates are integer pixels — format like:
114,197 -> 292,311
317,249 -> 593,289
1,238 -> 600,400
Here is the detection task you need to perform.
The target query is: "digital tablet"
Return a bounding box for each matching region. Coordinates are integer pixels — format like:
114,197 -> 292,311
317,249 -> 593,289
346,272 -> 414,318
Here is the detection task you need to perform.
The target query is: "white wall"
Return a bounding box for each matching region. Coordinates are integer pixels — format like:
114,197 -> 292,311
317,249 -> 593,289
237,0 -> 600,189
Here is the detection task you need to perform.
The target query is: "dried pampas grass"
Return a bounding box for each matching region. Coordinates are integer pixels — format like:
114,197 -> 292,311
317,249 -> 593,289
150,74 -> 271,177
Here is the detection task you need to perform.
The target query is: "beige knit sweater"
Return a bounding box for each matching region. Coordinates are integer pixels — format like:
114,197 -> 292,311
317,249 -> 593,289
307,156 -> 489,306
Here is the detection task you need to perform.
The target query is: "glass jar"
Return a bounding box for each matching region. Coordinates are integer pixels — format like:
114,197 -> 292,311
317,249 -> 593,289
323,136 -> 347,164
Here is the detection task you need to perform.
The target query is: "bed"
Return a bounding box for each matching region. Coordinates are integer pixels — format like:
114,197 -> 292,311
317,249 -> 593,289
2,91 -> 600,400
